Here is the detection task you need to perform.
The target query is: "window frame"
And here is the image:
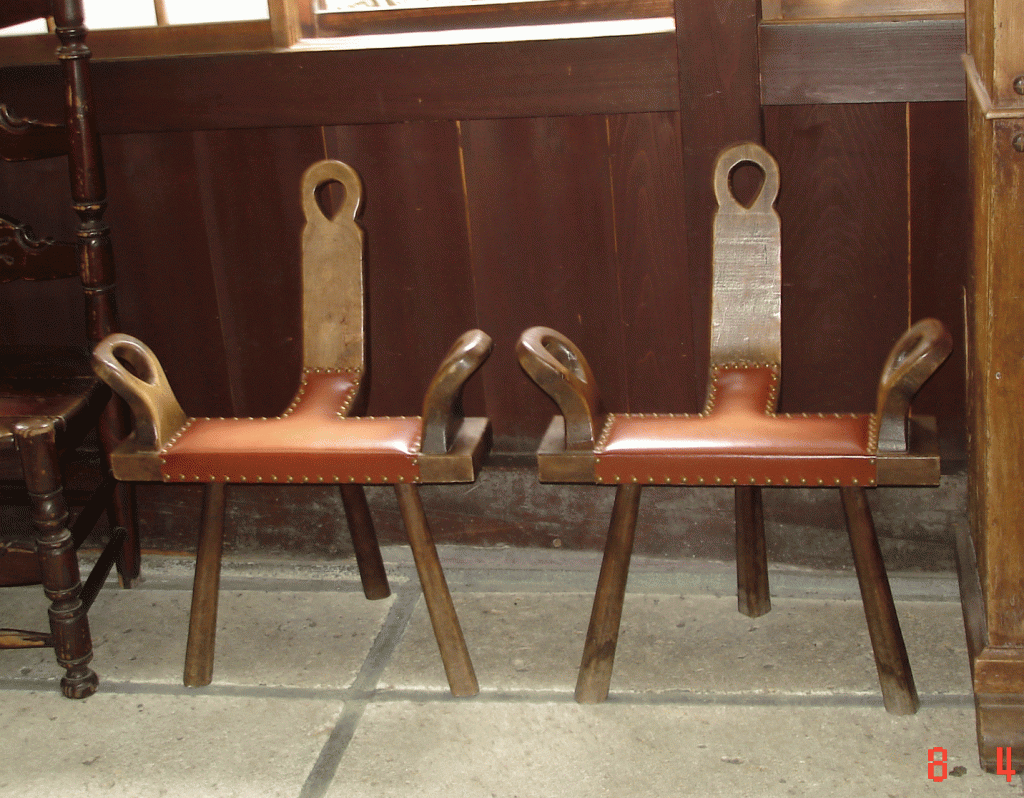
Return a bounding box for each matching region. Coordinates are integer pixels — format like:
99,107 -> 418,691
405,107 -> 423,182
0,0 -> 674,66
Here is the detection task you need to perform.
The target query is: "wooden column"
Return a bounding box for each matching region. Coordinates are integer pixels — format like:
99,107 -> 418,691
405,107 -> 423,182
963,0 -> 1024,772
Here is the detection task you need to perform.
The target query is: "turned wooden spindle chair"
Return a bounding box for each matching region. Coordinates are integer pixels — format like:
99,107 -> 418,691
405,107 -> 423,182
517,142 -> 952,714
0,0 -> 138,698
93,159 -> 491,696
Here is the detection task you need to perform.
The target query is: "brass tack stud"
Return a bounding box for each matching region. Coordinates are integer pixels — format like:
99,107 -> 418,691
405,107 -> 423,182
614,475 -> 622,483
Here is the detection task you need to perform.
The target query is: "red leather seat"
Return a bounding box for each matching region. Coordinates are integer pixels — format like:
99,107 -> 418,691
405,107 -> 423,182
94,160 -> 491,697
517,142 -> 951,714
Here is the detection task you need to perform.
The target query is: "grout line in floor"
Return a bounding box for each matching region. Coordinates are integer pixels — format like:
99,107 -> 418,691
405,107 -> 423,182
297,582 -> 422,798
0,678 -> 974,709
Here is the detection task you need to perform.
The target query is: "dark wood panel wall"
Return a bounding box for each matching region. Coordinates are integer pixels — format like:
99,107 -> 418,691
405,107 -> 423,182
0,8 -> 971,557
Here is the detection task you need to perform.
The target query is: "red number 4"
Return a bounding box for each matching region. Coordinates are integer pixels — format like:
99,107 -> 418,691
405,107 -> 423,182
930,746 -> 1017,783
997,748 -> 1017,783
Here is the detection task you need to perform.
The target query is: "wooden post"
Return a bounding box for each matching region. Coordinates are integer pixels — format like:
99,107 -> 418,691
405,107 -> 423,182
963,0 -> 1024,772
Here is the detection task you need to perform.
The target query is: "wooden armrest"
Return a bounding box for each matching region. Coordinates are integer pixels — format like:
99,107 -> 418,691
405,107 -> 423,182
516,326 -> 604,451
420,329 -> 493,455
92,333 -> 187,452
875,318 -> 952,453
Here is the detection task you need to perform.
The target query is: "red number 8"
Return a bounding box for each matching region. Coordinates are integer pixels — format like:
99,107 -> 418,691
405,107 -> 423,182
928,747 -> 948,782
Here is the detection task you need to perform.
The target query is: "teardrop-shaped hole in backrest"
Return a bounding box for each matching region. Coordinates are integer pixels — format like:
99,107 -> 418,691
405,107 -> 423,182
313,178 -> 351,221
728,160 -> 766,210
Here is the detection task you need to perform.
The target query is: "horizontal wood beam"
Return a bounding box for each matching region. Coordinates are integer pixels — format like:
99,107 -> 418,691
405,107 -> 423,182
760,16 -> 967,104
0,34 -> 680,133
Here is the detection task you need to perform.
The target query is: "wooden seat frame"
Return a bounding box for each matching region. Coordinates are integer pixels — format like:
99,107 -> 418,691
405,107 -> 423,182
517,142 -> 952,714
0,0 -> 138,698
93,160 -> 491,696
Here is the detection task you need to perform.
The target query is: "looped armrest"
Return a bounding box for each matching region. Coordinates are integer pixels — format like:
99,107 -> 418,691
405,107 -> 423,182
875,318 -> 952,452
92,333 -> 187,451
516,326 -> 604,451
421,329 -> 493,455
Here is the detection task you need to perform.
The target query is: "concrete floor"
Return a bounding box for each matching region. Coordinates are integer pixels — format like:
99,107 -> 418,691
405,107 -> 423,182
0,547 -> 1020,798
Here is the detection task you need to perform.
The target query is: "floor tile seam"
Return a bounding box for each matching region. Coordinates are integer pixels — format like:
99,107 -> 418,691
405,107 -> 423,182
0,679 -> 974,708
90,577 -> 963,603
366,688 -> 976,709
295,582 -> 423,798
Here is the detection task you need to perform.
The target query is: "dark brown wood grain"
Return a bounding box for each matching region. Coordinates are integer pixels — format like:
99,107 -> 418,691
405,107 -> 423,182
459,115 -> 625,451
0,35 -> 679,134
760,18 -> 967,106
607,112 -> 699,414
674,0 -> 764,396
764,103 -> 908,415
186,127 -> 322,418
322,121 -> 481,420
908,101 -> 970,463
100,132 -> 235,417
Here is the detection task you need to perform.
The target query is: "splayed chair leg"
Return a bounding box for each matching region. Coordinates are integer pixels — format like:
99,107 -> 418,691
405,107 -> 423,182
395,483 -> 478,697
575,483 -> 642,704
184,482 -> 226,688
340,484 -> 390,600
841,486 -> 919,715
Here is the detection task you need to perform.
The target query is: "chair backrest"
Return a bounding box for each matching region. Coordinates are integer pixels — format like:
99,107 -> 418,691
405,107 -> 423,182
0,0 -> 118,348
710,142 -> 782,370
299,159 -> 365,373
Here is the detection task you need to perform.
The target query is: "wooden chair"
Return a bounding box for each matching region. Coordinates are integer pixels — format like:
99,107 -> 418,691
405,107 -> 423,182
0,0 -> 138,698
516,142 -> 952,714
93,159 -> 491,697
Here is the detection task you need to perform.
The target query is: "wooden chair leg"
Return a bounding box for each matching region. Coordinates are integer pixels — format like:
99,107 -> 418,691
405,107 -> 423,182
394,483 -> 478,697
576,483 -> 642,704
100,398 -> 141,587
110,481 -> 140,587
184,483 -> 226,688
840,486 -> 919,715
736,485 -> 771,618
340,484 -> 390,600
17,419 -> 98,698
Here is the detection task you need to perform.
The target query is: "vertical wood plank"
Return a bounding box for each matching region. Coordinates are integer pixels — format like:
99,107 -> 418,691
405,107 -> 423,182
0,157 -> 83,347
764,103 -> 907,413
460,115 -> 624,450
908,101 -> 970,463
607,111 -> 698,414
322,121 -> 480,419
189,126 -> 323,417
101,131 -> 233,417
674,0 -> 764,392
